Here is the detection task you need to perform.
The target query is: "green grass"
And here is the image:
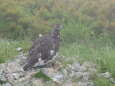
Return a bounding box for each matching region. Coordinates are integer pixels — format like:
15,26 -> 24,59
0,38 -> 31,62
94,77 -> 113,86
0,34 -> 115,85
59,42 -> 115,78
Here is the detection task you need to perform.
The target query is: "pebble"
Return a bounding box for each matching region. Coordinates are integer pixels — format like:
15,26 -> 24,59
2,83 -> 12,86
6,74 -> 14,84
72,63 -> 81,72
67,64 -> 74,70
12,73 -> 21,80
104,72 -> 111,78
0,64 -> 5,75
32,79 -> 43,86
61,69 -> 67,77
0,75 -> 6,82
78,66 -> 87,72
75,72 -> 83,79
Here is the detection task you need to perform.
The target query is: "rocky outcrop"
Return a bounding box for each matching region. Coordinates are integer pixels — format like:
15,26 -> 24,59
0,48 -> 114,86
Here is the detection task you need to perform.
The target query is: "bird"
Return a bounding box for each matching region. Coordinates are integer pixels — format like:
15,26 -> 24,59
22,23 -> 63,71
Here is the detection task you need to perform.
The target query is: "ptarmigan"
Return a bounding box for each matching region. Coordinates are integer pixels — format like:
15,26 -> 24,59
23,23 -> 62,71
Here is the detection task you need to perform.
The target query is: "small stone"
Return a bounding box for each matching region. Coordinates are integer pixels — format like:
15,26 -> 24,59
84,82 -> 94,86
16,47 -> 22,51
0,75 -> 6,82
0,64 -> 5,75
42,68 -> 56,74
75,72 -> 83,79
104,72 -> 111,78
2,83 -> 12,86
81,76 -> 89,82
32,79 -> 43,86
12,73 -> 21,80
67,64 -> 74,70
77,82 -> 84,86
78,66 -> 87,72
69,71 -> 75,78
61,69 -> 67,77
109,78 -> 115,84
62,83 -> 77,86
5,62 -> 23,73
72,63 -> 80,72
6,74 -> 14,84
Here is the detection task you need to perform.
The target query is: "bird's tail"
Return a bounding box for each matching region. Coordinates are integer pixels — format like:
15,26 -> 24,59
22,62 -> 31,71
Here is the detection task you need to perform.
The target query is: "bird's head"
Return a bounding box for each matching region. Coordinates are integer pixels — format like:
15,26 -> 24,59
54,23 -> 63,31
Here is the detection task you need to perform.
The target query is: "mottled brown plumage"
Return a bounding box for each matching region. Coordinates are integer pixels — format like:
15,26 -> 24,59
23,23 -> 62,71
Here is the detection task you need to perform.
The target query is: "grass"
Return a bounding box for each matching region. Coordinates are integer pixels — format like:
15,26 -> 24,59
0,37 -> 114,85
0,38 -> 31,62
59,42 -> 115,78
0,23 -> 115,85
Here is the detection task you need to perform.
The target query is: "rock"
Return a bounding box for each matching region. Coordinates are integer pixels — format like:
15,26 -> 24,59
69,71 -> 75,78
61,69 -> 67,77
2,83 -> 12,86
75,72 -> 83,79
104,72 -> 111,78
77,82 -> 94,86
12,73 -> 21,80
32,79 -> 43,86
0,64 -> 5,75
81,76 -> 89,82
72,63 -> 80,72
5,62 -> 23,73
84,82 -> 94,86
77,82 -> 84,86
109,78 -> 115,84
6,74 -> 14,84
98,72 -> 111,78
78,66 -> 87,72
16,47 -> 22,51
0,75 -> 6,82
82,62 -> 98,69
62,83 -> 77,86
67,64 -> 74,70
42,68 -> 64,84
81,72 -> 90,82
88,68 -> 97,80
16,72 -> 36,83
42,68 -> 56,74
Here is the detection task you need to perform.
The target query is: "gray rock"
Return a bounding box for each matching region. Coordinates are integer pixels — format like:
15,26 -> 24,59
109,78 -> 115,84
104,72 -> 111,78
2,83 -> 12,86
98,72 -> 111,78
78,66 -> 87,72
75,72 -> 83,79
0,64 -> 5,75
5,62 -> 23,73
77,82 -> 84,86
6,74 -> 14,84
84,82 -> 94,86
67,64 -> 74,70
61,69 -> 67,77
12,73 -> 20,80
69,71 -> 75,77
32,79 -> 43,86
77,82 -> 94,86
81,76 -> 89,82
0,75 -> 6,82
72,63 -> 81,72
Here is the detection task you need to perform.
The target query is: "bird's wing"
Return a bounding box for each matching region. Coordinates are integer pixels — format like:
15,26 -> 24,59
27,34 -> 53,61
